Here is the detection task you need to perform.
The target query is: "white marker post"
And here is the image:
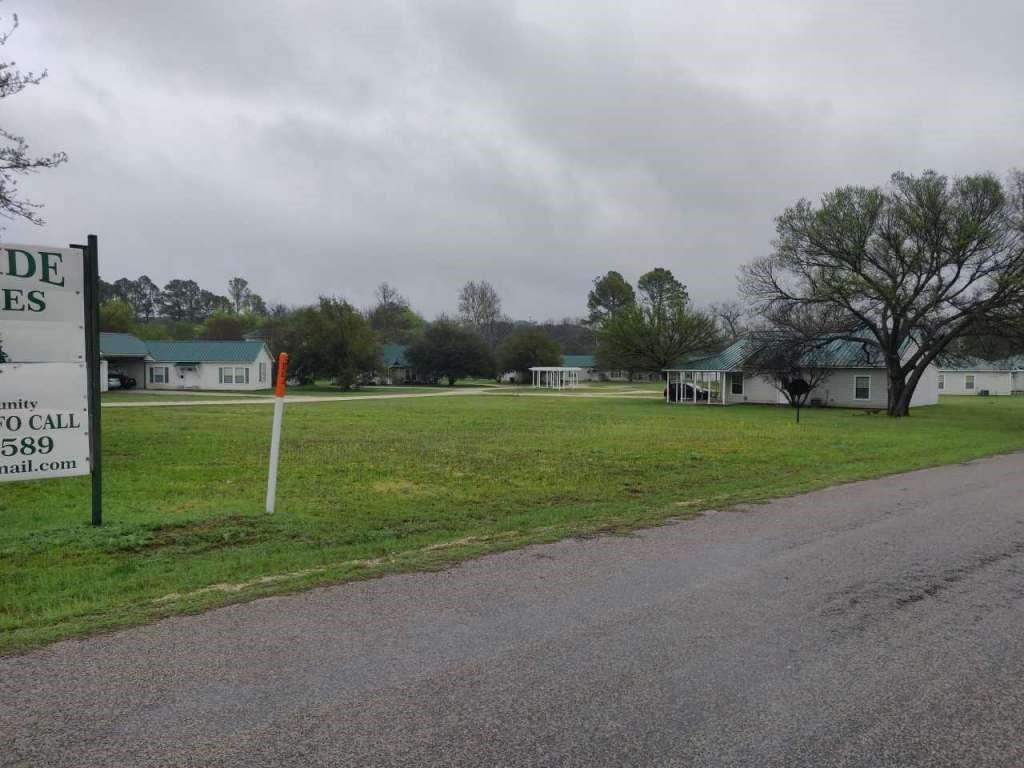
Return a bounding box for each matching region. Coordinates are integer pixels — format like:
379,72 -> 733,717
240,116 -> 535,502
265,352 -> 289,514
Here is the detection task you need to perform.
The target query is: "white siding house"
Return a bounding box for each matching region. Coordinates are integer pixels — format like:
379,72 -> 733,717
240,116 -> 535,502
665,338 -> 939,409
100,334 -> 274,391
144,341 -> 274,391
938,358 -> 1024,396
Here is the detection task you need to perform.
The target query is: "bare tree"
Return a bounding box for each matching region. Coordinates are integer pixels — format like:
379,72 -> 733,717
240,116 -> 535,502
709,300 -> 748,343
458,280 -> 502,347
743,333 -> 837,422
369,282 -> 423,344
227,277 -> 251,313
0,9 -> 67,225
741,170 -> 1024,416
375,282 -> 404,309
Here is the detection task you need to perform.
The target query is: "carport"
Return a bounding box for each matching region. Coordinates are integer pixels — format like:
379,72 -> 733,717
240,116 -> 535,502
529,366 -> 583,390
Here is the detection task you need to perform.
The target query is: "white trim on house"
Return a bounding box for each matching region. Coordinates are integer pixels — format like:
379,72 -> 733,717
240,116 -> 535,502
938,360 -> 1024,395
144,346 -> 274,391
149,366 -> 170,385
854,374 -> 871,401
729,373 -> 743,396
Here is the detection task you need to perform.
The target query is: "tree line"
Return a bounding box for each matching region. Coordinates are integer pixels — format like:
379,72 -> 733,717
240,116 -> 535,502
95,274 -> 600,388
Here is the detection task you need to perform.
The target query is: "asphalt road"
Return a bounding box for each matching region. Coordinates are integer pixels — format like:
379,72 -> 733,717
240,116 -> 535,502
4,453 -> 1024,767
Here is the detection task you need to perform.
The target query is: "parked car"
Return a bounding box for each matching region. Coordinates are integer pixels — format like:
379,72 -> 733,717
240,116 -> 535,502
108,372 -> 137,390
665,381 -> 706,402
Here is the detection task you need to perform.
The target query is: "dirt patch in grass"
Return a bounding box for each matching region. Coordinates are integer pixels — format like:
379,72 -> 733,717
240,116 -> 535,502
372,479 -> 420,494
106,516 -> 275,555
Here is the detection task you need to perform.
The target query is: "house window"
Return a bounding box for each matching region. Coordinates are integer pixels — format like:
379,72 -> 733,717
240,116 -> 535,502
259,362 -> 267,384
219,367 -> 234,385
854,375 -> 871,400
965,374 -> 975,391
236,367 -> 249,385
938,373 -> 944,391
149,366 -> 168,384
730,374 -> 744,395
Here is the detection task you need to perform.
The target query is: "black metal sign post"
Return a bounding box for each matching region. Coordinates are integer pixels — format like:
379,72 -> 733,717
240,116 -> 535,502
73,235 -> 102,526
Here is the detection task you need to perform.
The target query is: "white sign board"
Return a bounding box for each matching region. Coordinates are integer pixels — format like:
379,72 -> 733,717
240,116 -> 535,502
0,244 -> 85,363
0,243 -> 91,482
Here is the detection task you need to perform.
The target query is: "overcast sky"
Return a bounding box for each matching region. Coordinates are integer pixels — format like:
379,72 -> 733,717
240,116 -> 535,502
6,0 -> 1023,319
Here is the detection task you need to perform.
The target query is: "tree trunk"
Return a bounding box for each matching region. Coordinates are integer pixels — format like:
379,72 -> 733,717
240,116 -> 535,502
892,386 -> 915,416
886,370 -> 910,417
888,354 -> 938,416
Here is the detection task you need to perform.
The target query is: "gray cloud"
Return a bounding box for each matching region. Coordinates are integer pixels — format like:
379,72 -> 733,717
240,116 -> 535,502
5,0 -> 1023,318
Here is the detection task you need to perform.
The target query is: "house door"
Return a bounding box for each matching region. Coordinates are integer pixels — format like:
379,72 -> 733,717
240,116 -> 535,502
177,365 -> 200,389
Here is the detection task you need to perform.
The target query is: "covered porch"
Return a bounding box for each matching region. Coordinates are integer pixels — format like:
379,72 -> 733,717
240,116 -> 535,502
529,366 -> 583,390
664,369 -> 732,405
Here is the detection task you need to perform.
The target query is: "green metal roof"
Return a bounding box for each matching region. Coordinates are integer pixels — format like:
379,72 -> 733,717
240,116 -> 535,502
940,356 -> 1024,371
99,332 -> 149,358
382,344 -> 409,367
667,336 -> 890,371
671,340 -> 755,371
145,340 -> 268,363
561,354 -> 595,367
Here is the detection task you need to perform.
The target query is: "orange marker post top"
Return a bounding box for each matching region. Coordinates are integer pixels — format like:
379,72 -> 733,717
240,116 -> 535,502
275,353 -> 289,398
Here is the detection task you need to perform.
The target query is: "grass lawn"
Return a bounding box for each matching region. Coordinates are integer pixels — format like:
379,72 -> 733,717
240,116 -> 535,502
100,384 -> 500,404
102,390 -> 274,402
2,394 -> 1023,653
288,379 -> 502,395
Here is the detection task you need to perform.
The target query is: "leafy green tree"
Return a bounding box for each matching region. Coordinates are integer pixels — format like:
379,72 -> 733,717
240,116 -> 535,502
407,318 -> 492,386
198,289 -> 232,318
741,170 -> 1024,416
538,318 -> 597,354
586,271 -> 636,327
98,278 -> 117,304
278,297 -> 378,389
597,271 -> 716,374
98,300 -> 137,333
497,327 -> 561,382
201,312 -> 246,340
597,302 -> 717,375
135,276 -> 162,321
245,292 -> 268,316
160,279 -> 202,321
0,10 -> 67,224
133,323 -> 172,341
636,268 -> 689,314
111,277 -> 135,305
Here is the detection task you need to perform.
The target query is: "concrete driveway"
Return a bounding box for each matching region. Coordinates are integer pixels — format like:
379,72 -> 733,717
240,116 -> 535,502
3,453 -> 1024,767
